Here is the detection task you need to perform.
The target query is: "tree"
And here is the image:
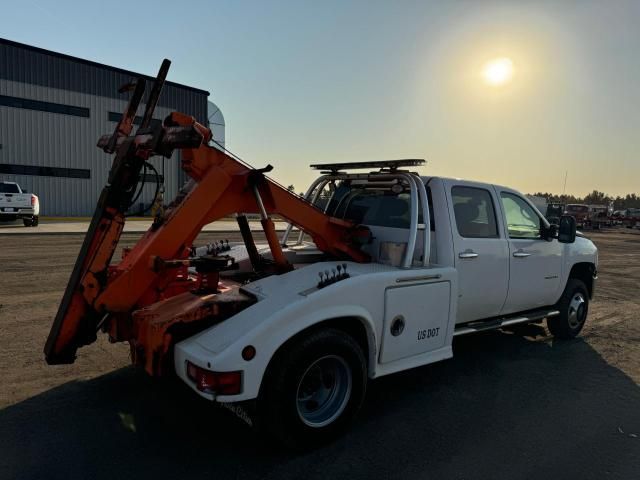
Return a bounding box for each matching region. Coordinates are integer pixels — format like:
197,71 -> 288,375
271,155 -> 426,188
583,190 -> 611,206
527,190 -> 640,210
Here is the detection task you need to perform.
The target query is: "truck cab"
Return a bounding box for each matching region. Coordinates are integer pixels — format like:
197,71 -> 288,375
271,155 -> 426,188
174,160 -> 598,446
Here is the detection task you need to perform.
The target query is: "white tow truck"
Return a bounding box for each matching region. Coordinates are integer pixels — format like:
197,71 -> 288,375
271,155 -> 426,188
174,160 -> 598,446
0,181 -> 40,226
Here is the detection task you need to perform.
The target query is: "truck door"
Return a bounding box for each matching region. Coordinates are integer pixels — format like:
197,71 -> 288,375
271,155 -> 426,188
497,190 -> 562,314
444,182 -> 509,324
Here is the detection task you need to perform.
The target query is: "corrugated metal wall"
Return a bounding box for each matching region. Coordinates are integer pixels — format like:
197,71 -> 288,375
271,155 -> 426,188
0,39 -> 210,216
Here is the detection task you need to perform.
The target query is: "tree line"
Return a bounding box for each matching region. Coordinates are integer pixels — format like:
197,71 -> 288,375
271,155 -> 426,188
289,183 -> 640,211
529,190 -> 640,210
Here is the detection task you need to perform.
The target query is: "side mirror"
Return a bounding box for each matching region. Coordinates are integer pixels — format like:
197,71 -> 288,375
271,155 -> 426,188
558,215 -> 576,243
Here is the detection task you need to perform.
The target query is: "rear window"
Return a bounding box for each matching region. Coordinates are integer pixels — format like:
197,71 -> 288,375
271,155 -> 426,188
0,183 -> 20,193
342,191 -> 415,229
451,186 -> 499,238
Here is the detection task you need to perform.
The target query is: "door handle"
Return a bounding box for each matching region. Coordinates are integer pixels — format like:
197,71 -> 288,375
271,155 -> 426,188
459,251 -> 479,259
513,251 -> 532,258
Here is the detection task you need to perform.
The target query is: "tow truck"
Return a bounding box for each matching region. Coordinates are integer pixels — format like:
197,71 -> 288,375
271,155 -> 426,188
45,61 -> 598,447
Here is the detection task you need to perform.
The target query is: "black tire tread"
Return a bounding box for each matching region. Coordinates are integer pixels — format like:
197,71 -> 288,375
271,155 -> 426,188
258,328 -> 367,448
547,278 -> 589,339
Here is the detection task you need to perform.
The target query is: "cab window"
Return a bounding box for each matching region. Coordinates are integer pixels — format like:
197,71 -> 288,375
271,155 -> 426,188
500,192 -> 541,239
0,183 -> 20,193
451,186 -> 499,238
342,190 -> 415,229
328,186 -> 433,230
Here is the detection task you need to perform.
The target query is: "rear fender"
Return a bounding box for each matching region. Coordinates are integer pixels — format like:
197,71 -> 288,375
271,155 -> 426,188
175,304 -> 377,402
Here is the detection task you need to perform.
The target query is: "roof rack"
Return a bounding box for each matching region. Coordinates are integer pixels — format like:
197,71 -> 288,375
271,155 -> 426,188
309,159 -> 425,173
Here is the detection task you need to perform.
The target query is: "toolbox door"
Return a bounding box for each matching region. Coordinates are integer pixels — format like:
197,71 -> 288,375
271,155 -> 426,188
379,281 -> 451,364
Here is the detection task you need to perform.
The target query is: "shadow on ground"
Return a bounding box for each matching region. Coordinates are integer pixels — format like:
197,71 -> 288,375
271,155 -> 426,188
1,328 -> 638,480
0,221 -> 22,228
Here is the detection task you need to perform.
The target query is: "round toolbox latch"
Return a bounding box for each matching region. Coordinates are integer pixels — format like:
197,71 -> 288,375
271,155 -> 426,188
390,315 -> 405,337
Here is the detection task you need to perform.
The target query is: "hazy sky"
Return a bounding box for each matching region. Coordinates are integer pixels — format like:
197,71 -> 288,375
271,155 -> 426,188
2,0 -> 638,196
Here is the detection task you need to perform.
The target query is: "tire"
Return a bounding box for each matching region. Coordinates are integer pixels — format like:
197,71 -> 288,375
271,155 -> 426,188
22,217 -> 33,227
258,328 -> 367,448
32,216 -> 39,227
547,279 -> 589,339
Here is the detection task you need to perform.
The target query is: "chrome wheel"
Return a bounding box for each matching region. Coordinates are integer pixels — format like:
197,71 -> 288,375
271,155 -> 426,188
296,355 -> 352,428
567,292 -> 587,329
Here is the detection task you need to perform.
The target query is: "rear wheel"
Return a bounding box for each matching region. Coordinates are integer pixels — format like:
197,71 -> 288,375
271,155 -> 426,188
32,215 -> 39,227
258,328 -> 367,448
22,217 -> 33,227
547,279 -> 589,339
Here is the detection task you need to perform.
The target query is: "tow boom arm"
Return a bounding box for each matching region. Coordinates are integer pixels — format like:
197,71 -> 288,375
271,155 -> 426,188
44,60 -> 370,368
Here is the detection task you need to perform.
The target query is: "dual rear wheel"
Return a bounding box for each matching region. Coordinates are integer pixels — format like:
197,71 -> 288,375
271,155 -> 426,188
258,328 -> 367,448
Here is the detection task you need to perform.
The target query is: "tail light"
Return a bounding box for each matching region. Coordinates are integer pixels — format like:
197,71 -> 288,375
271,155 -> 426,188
31,195 -> 37,206
186,361 -> 242,395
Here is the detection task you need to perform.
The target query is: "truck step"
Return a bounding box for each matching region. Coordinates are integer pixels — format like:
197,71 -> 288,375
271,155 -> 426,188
453,308 -> 560,337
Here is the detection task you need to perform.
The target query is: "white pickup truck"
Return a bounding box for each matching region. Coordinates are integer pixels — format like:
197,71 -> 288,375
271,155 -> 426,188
174,160 -> 598,447
0,181 -> 40,226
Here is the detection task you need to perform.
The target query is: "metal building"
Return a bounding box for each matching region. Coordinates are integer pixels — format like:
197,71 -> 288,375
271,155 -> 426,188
0,38 -> 216,216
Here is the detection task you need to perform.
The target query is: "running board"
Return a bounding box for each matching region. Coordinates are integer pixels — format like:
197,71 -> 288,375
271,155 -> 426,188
453,309 -> 560,337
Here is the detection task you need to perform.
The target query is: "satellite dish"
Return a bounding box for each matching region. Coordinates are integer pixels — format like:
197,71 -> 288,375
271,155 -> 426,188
207,101 -> 225,151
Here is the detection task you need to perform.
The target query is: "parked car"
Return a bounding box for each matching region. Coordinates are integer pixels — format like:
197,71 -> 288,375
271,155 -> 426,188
0,181 -> 40,226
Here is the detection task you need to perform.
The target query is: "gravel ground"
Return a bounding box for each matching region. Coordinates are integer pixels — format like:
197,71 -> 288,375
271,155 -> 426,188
0,229 -> 638,479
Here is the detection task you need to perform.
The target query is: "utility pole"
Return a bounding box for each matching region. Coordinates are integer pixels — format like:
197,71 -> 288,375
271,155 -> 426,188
562,171 -> 568,196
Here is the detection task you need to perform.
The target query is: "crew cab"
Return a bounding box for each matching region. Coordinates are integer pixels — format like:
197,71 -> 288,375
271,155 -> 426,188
174,160 -> 598,446
0,181 -> 39,226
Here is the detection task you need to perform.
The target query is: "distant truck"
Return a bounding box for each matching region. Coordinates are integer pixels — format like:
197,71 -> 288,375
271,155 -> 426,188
0,181 -> 40,226
587,204 -> 612,229
545,203 -> 565,225
622,208 -> 640,229
564,204 -> 589,228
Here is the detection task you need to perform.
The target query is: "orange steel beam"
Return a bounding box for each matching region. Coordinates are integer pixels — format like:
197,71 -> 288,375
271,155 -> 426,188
96,130 -> 370,313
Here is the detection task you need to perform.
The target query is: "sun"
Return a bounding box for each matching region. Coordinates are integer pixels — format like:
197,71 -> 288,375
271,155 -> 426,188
482,57 -> 514,86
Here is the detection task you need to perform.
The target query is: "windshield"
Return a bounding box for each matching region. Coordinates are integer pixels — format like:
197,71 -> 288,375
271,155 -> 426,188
0,183 -> 20,193
566,205 -> 588,213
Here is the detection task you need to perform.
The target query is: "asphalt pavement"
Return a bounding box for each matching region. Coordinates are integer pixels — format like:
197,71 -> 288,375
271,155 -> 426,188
1,329 -> 638,480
